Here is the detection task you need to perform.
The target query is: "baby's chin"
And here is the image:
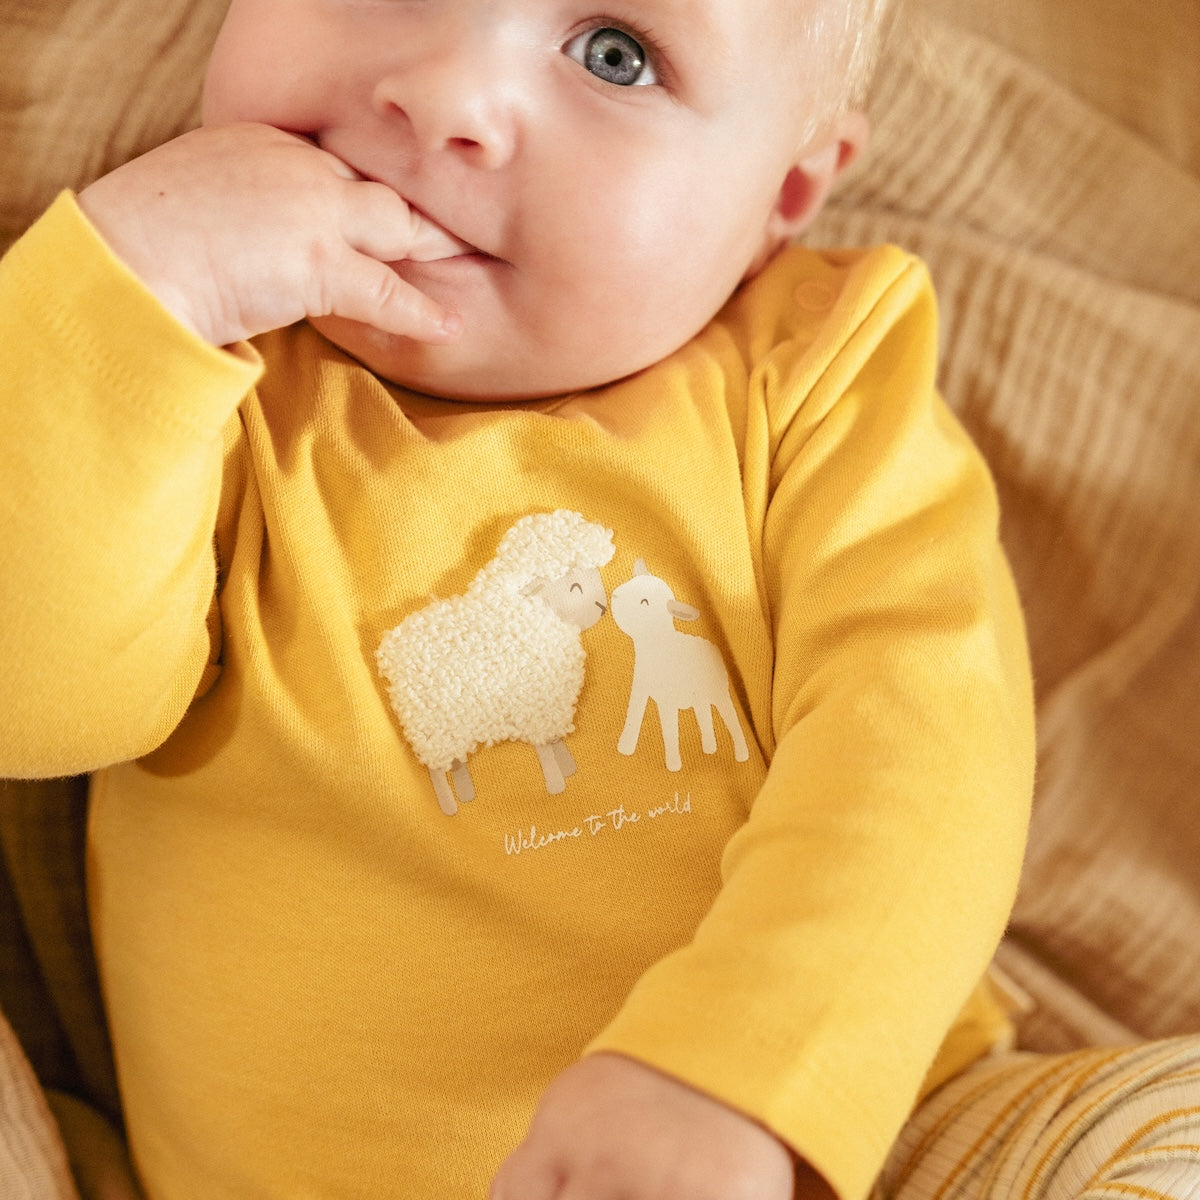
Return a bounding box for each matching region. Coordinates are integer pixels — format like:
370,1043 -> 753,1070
307,314 -> 657,404
307,315 -> 511,401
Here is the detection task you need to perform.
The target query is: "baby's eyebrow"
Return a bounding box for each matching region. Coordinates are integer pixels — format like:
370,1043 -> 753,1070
638,0 -> 725,46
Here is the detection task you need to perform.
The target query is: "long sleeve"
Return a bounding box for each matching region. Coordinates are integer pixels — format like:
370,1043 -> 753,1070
0,193 -> 262,777
588,251 -> 1036,1200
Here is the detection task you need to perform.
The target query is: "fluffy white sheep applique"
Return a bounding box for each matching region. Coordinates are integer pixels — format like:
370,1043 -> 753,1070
611,560 -> 750,773
376,510 -> 615,816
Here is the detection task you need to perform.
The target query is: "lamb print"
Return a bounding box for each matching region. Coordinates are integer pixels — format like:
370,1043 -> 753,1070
611,561 -> 750,772
376,511 -> 615,816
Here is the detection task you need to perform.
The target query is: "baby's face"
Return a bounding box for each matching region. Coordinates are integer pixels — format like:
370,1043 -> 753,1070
203,0 -> 858,400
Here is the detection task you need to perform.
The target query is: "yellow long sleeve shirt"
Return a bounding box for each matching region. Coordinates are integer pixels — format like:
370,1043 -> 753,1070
0,194 -> 1035,1200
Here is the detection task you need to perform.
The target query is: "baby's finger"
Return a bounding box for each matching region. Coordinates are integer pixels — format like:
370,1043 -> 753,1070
337,179 -> 428,263
338,178 -> 476,265
318,252 -> 462,343
489,1146 -> 563,1200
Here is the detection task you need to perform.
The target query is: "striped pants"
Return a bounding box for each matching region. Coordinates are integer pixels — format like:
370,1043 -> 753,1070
878,1038 -> 1200,1200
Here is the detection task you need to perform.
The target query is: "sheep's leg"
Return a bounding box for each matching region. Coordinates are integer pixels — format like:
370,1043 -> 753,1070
533,742 -> 566,795
694,703 -> 718,754
658,705 -> 683,772
551,739 -> 577,780
428,768 -> 459,816
451,760 -> 476,803
714,689 -> 750,762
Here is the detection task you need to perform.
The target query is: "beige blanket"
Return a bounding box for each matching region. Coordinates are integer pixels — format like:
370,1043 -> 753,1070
1,0 -> 1198,1126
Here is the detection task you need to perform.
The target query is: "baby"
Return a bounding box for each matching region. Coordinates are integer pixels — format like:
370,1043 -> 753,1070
0,0 -> 1038,1198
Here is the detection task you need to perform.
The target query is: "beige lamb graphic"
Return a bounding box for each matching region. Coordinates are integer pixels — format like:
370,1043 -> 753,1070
611,561 -> 750,772
377,511 -> 614,816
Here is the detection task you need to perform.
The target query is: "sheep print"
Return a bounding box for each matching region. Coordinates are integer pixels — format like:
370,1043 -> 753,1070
376,509 -> 751,817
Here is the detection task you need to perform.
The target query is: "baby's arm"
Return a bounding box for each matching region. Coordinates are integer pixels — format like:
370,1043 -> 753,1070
492,1054 -> 818,1200
1,123 -> 462,777
492,254 -> 1035,1200
77,121 -> 461,347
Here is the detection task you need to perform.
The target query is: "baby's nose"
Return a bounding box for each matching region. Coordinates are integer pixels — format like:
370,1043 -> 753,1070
371,29 -> 521,170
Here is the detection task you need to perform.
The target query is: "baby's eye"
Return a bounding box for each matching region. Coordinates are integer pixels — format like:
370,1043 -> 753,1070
563,27 -> 659,87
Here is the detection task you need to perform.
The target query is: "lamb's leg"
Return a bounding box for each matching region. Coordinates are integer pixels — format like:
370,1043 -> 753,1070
618,689 -> 649,757
551,740 -> 577,780
429,768 -> 459,816
694,703 -> 718,754
658,706 -> 683,772
714,689 -> 750,762
451,760 -> 476,803
533,742 -> 566,795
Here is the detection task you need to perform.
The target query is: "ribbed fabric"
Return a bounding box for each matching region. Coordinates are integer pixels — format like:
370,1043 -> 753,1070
0,1012 -> 79,1200
877,1039 -> 1200,1200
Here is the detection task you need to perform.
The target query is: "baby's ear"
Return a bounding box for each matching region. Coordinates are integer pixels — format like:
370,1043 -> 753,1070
764,112 -> 870,244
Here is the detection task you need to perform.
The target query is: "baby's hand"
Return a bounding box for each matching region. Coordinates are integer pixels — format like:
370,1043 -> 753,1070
77,122 -> 460,347
491,1053 -> 808,1200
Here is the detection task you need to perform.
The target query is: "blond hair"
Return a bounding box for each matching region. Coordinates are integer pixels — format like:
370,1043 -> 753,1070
798,0 -> 899,139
